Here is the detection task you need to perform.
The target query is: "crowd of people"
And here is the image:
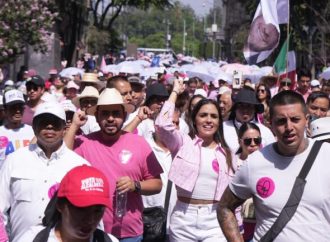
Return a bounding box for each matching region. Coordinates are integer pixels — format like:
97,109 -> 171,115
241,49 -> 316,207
0,59 -> 330,242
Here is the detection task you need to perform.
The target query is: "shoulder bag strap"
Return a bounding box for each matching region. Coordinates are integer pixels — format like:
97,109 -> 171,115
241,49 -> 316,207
164,180 -> 172,214
33,227 -> 51,242
260,141 -> 323,242
93,228 -> 112,242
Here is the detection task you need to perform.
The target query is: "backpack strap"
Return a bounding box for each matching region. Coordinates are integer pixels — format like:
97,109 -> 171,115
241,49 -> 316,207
93,228 -> 113,242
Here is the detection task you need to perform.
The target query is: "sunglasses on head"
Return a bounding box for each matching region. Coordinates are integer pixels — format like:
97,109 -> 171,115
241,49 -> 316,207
242,137 -> 262,146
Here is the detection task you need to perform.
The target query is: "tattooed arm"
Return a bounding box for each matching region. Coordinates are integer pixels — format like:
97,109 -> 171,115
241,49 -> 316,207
217,187 -> 246,242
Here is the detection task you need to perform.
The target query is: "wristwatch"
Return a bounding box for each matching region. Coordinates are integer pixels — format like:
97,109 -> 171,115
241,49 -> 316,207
134,181 -> 141,193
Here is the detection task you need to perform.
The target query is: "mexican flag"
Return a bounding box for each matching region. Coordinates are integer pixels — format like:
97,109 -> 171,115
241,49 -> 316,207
273,38 -> 296,88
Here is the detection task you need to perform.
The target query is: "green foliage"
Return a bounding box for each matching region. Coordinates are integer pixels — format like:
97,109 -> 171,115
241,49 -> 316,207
115,1 -> 205,56
0,0 -> 57,64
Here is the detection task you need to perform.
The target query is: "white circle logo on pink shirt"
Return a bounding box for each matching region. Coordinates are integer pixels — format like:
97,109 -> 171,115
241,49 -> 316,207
256,177 -> 275,198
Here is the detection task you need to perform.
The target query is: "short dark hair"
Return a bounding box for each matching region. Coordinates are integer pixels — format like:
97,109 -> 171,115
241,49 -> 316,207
297,68 -> 312,80
306,91 -> 330,106
269,90 -> 307,119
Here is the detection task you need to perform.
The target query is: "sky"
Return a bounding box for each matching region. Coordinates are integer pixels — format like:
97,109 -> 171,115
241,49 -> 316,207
179,0 -> 213,16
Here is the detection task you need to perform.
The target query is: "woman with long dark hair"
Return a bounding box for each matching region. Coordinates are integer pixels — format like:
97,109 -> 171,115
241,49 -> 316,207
156,80 -> 240,242
256,83 -> 271,127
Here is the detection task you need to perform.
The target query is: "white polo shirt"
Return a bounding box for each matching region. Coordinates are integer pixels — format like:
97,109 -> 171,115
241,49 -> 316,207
0,143 -> 90,242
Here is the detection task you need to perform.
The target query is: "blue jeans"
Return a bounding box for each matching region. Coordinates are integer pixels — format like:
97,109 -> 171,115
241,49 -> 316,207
119,235 -> 143,242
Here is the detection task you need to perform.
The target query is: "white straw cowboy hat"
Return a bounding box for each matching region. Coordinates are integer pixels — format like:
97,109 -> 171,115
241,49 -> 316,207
88,88 -> 134,115
310,117 -> 330,141
76,73 -> 105,90
72,86 -> 99,108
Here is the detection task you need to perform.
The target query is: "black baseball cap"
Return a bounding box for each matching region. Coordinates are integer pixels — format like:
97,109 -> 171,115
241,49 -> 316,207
145,83 -> 169,105
26,75 -> 45,87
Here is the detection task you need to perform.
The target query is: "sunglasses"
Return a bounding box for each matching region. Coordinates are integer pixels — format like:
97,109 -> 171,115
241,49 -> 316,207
80,98 -> 98,107
257,89 -> 265,93
26,85 -> 39,91
242,137 -> 262,146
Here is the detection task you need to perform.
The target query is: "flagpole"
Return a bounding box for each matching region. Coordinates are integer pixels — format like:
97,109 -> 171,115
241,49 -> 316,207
286,0 -> 290,78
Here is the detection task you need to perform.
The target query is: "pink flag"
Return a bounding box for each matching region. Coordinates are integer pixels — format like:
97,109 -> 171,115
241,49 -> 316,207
100,56 -> 107,73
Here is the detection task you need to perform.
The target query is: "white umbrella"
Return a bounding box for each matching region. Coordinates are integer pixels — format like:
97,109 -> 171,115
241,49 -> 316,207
59,67 -> 85,77
320,67 -> 330,80
186,65 -> 214,84
102,65 -> 119,75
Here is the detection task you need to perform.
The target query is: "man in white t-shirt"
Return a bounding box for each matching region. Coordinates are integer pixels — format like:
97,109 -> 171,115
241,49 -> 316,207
0,89 -> 34,168
217,90 -> 330,241
223,87 -> 275,153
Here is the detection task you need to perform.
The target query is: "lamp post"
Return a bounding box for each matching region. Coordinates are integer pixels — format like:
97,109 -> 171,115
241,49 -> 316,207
183,19 -> 186,54
164,19 -> 171,50
211,24 -> 217,60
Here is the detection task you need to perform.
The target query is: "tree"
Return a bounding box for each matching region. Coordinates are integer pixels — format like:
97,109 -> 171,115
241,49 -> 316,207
90,0 -> 172,31
0,0 -> 57,64
55,0 -> 89,66
115,2 -> 205,56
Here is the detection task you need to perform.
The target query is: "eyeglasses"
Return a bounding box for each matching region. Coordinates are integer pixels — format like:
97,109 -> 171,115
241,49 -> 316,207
242,137 -> 262,146
257,89 -> 265,93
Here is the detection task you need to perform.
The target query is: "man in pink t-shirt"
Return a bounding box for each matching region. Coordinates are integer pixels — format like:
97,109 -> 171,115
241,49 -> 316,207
295,68 -> 312,102
65,88 -> 162,242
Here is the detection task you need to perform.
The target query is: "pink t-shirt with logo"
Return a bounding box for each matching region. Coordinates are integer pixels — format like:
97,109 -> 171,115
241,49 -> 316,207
74,131 -> 162,239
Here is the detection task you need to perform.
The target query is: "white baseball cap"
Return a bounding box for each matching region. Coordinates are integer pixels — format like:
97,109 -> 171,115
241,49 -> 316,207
67,80 -> 80,90
4,80 -> 14,86
4,89 -> 25,105
311,79 -> 320,87
194,88 -> 207,98
34,101 -> 66,121
61,100 -> 77,113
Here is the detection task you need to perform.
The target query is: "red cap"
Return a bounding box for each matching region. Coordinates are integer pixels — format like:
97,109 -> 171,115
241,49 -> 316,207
57,165 -> 111,208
